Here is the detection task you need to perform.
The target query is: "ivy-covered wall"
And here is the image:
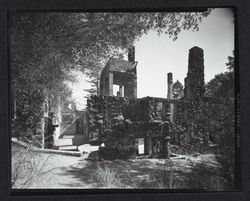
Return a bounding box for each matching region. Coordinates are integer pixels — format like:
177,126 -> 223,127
87,95 -> 173,158
87,95 -> 172,143
87,95 -> 225,158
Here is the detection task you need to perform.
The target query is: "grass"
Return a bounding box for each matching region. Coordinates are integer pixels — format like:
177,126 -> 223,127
12,142 -> 232,190
12,143 -> 57,188
95,162 -> 123,188
93,156 -> 230,190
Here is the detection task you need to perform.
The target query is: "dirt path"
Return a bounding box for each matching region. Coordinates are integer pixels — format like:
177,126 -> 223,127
12,144 -> 227,190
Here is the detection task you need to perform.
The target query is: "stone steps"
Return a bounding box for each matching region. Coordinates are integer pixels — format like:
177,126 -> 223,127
54,134 -> 89,152
59,145 -> 79,151
55,134 -> 88,146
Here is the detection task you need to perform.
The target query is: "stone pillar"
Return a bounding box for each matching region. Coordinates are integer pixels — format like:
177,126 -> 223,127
133,74 -> 137,98
119,85 -> 123,97
108,71 -> 113,96
100,73 -> 105,96
40,116 -> 45,149
167,73 -> 174,122
167,73 -> 173,99
163,136 -> 171,159
184,46 -> 205,100
145,137 -> 152,156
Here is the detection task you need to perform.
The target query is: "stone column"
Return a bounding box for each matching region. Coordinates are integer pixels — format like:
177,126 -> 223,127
145,136 -> 152,156
119,85 -> 123,97
167,73 -> 174,122
108,71 -> 113,96
133,74 -> 137,98
167,73 -> 173,99
163,136 -> 171,159
185,46 -> 205,100
40,117 -> 45,149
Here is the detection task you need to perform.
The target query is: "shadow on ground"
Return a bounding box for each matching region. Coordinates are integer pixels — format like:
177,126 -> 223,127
59,154 -> 230,190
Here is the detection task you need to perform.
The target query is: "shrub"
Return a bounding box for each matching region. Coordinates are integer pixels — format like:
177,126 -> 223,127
95,163 -> 123,188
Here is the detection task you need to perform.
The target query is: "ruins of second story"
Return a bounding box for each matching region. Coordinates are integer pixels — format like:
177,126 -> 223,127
100,46 -> 138,98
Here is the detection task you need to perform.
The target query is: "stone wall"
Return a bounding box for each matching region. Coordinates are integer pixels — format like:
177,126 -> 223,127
87,95 -> 171,143
87,95 -> 223,158
172,97 -> 223,146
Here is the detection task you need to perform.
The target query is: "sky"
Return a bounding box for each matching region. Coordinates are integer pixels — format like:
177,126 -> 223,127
70,8 -> 234,110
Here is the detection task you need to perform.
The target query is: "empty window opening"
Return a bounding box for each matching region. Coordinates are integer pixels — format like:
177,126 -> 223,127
113,85 -> 124,97
136,138 -> 145,155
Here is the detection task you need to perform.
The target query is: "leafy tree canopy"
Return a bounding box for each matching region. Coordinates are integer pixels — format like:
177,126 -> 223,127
11,10 -> 212,95
11,10 -> 215,141
173,80 -> 184,99
205,51 -> 234,101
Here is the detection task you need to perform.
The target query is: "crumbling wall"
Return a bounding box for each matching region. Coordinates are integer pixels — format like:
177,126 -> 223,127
87,95 -> 171,144
172,97 -> 223,148
87,95 -> 223,158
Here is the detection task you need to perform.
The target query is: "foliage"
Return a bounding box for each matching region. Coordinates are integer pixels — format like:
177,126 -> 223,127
83,78 -> 99,98
204,51 -> 235,186
12,143 -> 56,188
11,10 -> 212,141
226,50 -> 234,70
173,80 -> 184,99
95,162 -> 123,188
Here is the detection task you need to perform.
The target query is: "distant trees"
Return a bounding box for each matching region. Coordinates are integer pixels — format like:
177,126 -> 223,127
173,80 -> 184,99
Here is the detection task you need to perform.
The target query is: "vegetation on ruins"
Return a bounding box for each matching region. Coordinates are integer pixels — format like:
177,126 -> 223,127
11,11 -> 212,141
12,142 -> 56,188
10,10 -> 236,191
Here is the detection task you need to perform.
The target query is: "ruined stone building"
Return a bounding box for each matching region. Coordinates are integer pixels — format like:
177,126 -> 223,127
100,46 -> 137,98
87,46 -> 221,159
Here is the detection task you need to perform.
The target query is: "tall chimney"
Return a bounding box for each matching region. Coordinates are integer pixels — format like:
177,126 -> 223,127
128,46 -> 135,62
167,72 -> 173,99
184,46 -> 205,100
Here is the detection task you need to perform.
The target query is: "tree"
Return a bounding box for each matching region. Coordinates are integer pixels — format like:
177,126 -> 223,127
204,52 -> 235,186
226,50 -> 234,70
173,80 -> 184,99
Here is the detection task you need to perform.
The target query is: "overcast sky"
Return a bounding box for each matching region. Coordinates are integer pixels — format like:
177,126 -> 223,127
70,8 -> 234,109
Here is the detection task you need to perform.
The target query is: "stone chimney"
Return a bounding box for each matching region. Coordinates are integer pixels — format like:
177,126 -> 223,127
184,46 -> 205,100
167,72 -> 173,99
167,72 -> 174,122
128,46 -> 135,62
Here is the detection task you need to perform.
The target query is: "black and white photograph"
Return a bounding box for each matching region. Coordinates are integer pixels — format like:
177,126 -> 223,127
10,8 -> 239,191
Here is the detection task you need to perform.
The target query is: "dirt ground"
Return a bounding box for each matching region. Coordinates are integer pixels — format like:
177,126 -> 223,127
11,143 -> 228,190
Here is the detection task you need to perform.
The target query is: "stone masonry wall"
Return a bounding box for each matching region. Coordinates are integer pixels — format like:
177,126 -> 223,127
87,95 -> 223,158
87,95 -> 172,144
